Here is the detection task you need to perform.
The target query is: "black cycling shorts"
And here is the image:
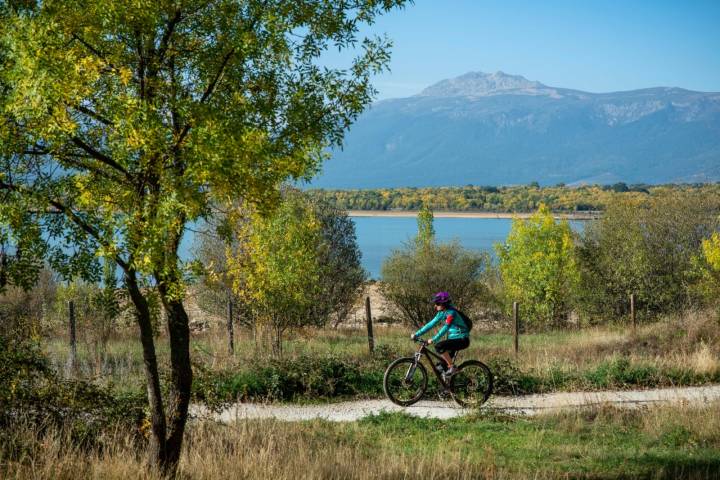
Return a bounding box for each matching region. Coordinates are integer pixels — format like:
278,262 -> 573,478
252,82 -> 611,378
434,337 -> 470,355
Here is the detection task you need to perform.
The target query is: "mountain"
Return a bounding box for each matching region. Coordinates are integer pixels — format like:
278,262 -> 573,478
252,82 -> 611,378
312,71 -> 720,188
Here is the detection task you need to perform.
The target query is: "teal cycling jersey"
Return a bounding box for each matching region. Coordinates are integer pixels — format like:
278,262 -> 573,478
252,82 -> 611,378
414,307 -> 470,344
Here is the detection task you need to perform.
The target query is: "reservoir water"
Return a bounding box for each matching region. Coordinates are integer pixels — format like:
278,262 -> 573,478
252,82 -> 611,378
179,216 -> 586,280
351,216 -> 586,279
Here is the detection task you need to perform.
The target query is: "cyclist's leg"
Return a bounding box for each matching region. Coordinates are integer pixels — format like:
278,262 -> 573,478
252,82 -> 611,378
434,340 -> 453,367
436,339 -> 468,367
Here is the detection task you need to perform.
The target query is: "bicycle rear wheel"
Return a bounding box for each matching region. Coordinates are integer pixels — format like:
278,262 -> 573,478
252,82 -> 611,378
383,357 -> 428,406
450,360 -> 493,408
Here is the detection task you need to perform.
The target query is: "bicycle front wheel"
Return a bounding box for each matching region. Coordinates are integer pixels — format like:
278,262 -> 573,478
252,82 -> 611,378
450,360 -> 493,408
383,357 -> 428,406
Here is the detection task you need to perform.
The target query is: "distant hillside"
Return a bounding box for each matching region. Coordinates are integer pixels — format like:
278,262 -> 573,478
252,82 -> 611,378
311,71 -> 720,188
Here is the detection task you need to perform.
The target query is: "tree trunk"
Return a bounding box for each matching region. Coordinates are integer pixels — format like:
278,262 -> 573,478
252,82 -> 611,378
160,294 -> 193,470
125,271 -> 168,469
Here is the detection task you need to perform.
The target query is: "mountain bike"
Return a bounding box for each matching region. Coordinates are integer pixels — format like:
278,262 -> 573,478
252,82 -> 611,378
383,339 -> 493,408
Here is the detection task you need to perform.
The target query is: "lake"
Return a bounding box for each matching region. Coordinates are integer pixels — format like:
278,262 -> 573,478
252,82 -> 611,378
179,215 -> 585,279
351,216 -> 586,279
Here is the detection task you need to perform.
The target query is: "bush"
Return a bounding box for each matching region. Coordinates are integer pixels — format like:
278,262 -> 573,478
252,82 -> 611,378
380,206 -> 493,328
576,193 -> 719,322
496,204 -> 578,329
192,353 -> 398,406
0,268 -> 56,339
0,337 -> 144,446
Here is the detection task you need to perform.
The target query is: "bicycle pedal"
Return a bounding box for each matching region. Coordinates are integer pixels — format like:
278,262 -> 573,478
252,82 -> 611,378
437,389 -> 451,400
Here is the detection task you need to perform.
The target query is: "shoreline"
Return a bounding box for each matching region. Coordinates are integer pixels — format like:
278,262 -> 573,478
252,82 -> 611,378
347,210 -> 600,220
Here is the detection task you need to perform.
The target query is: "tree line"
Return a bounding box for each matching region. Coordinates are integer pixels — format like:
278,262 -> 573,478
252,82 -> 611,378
307,182 -> 720,213
380,192 -> 720,331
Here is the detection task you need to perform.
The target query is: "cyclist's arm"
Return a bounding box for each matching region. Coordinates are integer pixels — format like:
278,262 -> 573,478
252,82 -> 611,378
414,312 -> 442,338
431,312 -> 455,343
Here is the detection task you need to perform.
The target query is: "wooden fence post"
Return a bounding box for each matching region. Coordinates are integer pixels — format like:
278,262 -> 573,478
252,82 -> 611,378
513,301 -> 519,356
630,293 -> 636,333
67,300 -> 77,373
365,296 -> 374,354
227,290 -> 234,354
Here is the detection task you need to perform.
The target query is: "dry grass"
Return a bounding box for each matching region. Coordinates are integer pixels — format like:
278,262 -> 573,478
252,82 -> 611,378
3,402 -> 720,480
41,308 -> 720,398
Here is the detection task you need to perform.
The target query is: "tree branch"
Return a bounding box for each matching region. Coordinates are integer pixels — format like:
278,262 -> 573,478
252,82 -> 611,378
70,33 -> 118,71
70,104 -> 114,126
0,179 -> 131,273
71,137 -> 132,181
157,9 -> 183,66
174,47 -> 236,149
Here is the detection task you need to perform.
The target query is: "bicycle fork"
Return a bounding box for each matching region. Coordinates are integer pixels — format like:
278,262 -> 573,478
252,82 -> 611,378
404,352 -> 422,382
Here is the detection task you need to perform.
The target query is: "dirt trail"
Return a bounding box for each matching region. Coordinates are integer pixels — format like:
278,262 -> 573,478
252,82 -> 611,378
192,384 -> 720,423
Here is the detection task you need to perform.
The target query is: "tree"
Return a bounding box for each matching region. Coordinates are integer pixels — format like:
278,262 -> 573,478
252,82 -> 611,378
196,193 -> 365,334
703,233 -> 720,278
381,207 -> 491,328
310,195 -> 366,327
694,232 -> 720,312
222,190 -> 365,352
576,194 -> 719,322
192,202 -> 254,352
228,191 -> 323,355
496,204 -> 578,329
416,203 -> 435,248
0,1 -> 406,473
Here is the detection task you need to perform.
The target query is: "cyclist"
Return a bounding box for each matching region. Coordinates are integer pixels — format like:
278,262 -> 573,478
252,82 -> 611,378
411,291 -> 470,377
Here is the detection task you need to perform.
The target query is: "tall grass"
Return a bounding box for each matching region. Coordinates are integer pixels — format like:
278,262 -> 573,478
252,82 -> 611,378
43,309 -> 720,401
3,403 -> 720,479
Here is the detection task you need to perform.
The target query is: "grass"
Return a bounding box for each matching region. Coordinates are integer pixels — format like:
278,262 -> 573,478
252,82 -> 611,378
2,403 -> 720,479
42,309 -> 720,403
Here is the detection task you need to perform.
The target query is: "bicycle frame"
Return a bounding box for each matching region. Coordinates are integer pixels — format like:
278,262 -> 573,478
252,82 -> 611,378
406,341 -> 458,390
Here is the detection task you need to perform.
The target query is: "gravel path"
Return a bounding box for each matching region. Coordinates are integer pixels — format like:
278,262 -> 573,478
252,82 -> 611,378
192,384 -> 720,423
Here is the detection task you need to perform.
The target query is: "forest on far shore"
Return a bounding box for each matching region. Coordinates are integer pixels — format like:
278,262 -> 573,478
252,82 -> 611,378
307,182 -> 720,213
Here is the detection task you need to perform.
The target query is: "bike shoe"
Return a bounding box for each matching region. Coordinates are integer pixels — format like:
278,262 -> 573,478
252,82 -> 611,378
442,366 -> 458,380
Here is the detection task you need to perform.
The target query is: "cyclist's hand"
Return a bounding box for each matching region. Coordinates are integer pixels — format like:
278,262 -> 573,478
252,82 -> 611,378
427,338 -> 434,345
410,333 -> 417,341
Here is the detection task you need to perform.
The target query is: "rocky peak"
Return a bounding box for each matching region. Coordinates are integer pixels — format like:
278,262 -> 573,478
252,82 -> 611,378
417,71 -> 560,98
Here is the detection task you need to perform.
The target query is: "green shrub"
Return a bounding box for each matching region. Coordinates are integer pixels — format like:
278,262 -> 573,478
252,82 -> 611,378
576,193 -> 720,323
380,207 -> 493,328
485,358 -> 541,395
193,353 -> 391,406
0,337 -> 144,446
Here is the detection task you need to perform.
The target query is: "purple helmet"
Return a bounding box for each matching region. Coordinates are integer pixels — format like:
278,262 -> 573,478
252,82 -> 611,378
432,291 -> 451,305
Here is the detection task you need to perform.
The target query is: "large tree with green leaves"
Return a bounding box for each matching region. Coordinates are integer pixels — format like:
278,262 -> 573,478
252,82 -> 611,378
0,0 -> 406,473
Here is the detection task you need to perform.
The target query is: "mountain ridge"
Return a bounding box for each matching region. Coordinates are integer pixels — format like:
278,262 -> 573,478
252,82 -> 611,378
312,71 -> 720,188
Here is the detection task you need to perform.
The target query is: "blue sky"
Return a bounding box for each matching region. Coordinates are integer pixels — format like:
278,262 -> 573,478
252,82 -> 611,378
323,0 -> 720,100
